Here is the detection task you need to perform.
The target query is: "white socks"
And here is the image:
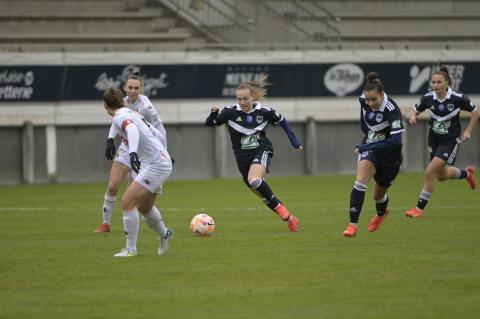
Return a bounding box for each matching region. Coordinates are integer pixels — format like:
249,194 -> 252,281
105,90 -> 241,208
123,208 -> 140,252
143,206 -> 167,237
103,194 -> 116,224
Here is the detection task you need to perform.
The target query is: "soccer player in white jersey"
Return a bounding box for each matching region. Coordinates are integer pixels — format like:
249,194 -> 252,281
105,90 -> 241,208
103,87 -> 173,257
95,73 -> 168,233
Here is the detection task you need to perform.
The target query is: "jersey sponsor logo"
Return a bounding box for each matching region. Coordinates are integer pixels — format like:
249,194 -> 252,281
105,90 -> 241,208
392,120 -> 401,129
438,104 -> 445,111
246,115 -> 253,123
368,112 -> 375,120
240,135 -> 259,150
432,120 -> 451,134
256,115 -> 264,124
447,104 -> 455,111
367,131 -> 385,143
324,63 -> 364,97
375,114 -> 383,123
235,116 -> 242,122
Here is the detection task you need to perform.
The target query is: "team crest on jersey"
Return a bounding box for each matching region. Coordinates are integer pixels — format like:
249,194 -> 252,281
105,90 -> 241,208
438,104 -> 445,111
246,115 -> 253,123
447,104 -> 455,111
375,114 -> 383,122
368,112 -> 375,120
256,115 -> 264,124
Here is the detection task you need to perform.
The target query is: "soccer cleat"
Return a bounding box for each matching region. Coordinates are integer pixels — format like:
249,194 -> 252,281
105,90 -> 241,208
274,204 -> 291,221
287,215 -> 299,232
367,209 -> 389,232
465,166 -> 476,190
94,223 -> 110,233
405,207 -> 423,218
113,248 -> 138,257
158,228 -> 174,256
343,224 -> 357,237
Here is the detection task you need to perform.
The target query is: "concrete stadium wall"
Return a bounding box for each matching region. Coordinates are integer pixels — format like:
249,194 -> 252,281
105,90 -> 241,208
1,119 -> 479,185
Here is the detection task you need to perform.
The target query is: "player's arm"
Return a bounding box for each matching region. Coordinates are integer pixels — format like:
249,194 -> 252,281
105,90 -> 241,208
409,96 -> 428,125
279,118 -> 302,150
460,96 -> 479,142
205,107 -> 229,126
122,119 -> 141,173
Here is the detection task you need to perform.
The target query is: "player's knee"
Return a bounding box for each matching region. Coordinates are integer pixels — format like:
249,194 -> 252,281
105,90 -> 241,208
106,182 -> 120,196
121,198 -> 135,212
248,177 -> 263,189
353,181 -> 367,192
424,170 -> 437,181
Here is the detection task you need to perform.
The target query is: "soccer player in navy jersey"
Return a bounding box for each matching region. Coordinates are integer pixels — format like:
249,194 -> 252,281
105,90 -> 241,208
205,76 -> 302,232
343,72 -> 404,238
405,66 -> 479,218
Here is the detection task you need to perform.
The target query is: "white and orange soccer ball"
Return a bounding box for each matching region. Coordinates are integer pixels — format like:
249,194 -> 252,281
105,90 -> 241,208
190,213 -> 215,236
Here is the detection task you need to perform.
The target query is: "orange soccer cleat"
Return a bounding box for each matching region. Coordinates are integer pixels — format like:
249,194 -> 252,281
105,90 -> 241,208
343,224 -> 357,237
367,209 -> 389,232
94,223 -> 111,233
465,166 -> 477,190
405,207 -> 423,218
287,215 -> 299,232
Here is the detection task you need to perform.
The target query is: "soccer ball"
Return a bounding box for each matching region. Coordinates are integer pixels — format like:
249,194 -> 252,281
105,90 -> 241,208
190,213 -> 215,236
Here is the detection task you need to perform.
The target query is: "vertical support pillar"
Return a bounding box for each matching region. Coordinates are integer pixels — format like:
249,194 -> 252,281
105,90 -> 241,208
22,121 -> 34,184
305,116 -> 317,175
46,125 -> 57,183
214,125 -> 227,178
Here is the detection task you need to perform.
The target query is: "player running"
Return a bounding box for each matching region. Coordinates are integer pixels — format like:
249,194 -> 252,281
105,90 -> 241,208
405,66 -> 479,218
95,73 -> 168,233
103,87 -> 173,257
205,75 -> 302,232
343,72 -> 404,238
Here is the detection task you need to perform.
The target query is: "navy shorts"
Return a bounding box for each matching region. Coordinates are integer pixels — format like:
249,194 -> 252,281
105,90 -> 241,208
429,137 -> 461,165
236,149 -> 273,183
358,150 -> 401,188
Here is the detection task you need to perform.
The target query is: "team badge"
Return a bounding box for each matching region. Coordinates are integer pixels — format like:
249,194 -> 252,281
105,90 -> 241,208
246,115 -> 253,123
368,112 -> 375,120
256,115 -> 264,124
375,114 -> 383,122
447,104 -> 455,111
438,104 -> 445,111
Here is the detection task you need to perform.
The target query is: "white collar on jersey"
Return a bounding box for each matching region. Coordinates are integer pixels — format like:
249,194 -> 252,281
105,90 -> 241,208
432,87 -> 452,102
378,92 -> 388,112
236,102 -> 262,113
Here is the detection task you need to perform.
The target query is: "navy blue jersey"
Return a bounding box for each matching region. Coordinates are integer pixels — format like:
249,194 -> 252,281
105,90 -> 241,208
358,92 -> 404,151
207,102 -> 283,158
414,87 -> 477,140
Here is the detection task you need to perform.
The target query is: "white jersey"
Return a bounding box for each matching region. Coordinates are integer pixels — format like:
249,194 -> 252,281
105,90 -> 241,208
108,94 -> 167,149
111,107 -> 170,165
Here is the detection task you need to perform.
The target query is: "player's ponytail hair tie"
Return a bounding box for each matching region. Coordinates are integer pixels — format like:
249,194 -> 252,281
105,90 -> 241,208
237,74 -> 271,101
364,72 -> 384,93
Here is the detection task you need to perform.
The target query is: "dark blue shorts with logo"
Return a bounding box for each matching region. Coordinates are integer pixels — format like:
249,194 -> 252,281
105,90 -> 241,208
428,134 -> 461,165
235,147 -> 273,183
358,148 -> 402,188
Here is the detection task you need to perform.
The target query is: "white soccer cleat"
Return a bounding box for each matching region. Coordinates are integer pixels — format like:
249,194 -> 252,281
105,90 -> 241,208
113,248 -> 138,257
158,228 -> 173,256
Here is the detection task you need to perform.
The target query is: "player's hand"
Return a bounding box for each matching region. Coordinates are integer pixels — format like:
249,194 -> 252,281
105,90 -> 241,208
408,113 -> 417,125
211,107 -> 219,113
129,152 -> 141,173
462,131 -> 471,143
354,148 -> 359,154
296,145 -> 303,151
105,138 -> 116,160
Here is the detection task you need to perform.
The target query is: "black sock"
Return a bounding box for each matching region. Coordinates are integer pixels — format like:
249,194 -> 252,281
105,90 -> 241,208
249,178 -> 281,210
417,190 -> 432,210
376,195 -> 389,216
349,181 -> 367,223
459,169 -> 468,179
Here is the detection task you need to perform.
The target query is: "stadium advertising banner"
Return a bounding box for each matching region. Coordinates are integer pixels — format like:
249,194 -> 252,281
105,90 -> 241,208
0,62 -> 476,102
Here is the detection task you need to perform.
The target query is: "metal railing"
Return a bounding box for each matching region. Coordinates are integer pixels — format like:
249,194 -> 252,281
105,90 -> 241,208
157,0 -> 253,46
259,0 -> 341,47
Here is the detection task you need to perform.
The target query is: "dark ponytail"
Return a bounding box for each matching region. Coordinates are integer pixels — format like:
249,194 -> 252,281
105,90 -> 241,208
434,66 -> 452,87
364,72 -> 384,93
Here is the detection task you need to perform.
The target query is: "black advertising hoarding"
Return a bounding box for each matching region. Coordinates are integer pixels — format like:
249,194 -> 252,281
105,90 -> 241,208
0,62 -> 477,102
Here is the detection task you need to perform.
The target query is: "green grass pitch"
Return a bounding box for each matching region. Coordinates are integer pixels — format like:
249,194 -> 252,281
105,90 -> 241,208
1,173 -> 479,319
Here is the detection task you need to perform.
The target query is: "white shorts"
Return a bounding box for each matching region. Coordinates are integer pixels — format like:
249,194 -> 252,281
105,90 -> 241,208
134,160 -> 172,194
114,143 -> 131,169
